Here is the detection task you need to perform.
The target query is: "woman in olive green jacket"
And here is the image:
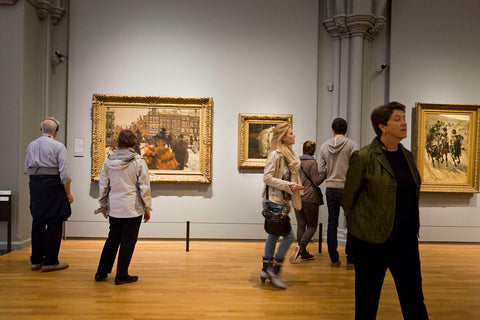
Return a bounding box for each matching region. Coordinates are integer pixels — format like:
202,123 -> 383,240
343,102 -> 429,320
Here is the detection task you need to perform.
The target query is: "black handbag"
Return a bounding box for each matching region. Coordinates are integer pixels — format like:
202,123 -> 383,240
262,186 -> 291,237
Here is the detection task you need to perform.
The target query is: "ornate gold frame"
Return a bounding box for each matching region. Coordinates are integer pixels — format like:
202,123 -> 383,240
92,94 -> 213,183
414,102 -> 479,193
238,113 -> 293,169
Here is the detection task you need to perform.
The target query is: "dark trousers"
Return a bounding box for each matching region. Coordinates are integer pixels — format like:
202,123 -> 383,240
353,235 -> 429,320
30,220 -> 63,265
294,202 -> 319,248
97,215 -> 142,278
326,187 -> 353,263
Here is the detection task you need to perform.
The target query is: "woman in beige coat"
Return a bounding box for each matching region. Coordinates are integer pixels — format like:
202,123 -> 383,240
260,123 -> 304,289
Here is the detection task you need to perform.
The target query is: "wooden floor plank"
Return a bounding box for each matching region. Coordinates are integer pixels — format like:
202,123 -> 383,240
1,240 -> 479,319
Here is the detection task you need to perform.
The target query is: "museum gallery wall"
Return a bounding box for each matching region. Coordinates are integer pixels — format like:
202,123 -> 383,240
65,0 -> 319,239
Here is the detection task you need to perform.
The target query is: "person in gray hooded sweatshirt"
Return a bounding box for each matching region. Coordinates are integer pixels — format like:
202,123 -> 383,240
95,129 -> 151,285
318,118 -> 358,269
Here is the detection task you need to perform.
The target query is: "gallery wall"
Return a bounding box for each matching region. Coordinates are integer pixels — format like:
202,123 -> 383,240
66,0 -> 320,239
0,3 -> 23,247
4,0 -> 477,247
1,1 -> 68,249
390,0 -> 480,241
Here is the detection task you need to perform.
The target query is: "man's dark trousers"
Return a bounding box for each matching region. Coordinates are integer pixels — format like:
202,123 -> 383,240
326,187 -> 353,263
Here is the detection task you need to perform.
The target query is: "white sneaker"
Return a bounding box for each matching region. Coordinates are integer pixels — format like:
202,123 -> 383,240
289,246 -> 301,264
42,262 -> 69,272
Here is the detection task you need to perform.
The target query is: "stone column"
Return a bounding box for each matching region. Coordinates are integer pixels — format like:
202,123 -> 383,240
322,1 -> 386,144
27,0 -> 66,116
320,0 -> 387,247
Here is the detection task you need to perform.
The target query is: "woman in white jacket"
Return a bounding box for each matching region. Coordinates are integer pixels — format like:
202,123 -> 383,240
95,130 -> 151,285
260,123 -> 304,289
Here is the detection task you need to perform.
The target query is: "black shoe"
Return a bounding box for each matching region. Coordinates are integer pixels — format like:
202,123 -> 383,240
301,252 -> 315,261
115,275 -> 138,285
95,273 -> 107,282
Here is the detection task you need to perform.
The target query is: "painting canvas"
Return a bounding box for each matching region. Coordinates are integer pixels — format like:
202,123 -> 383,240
92,94 -> 213,183
414,103 -> 479,193
238,113 -> 293,169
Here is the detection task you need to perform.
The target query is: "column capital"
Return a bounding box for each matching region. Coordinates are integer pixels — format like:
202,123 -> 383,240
27,0 -> 65,25
323,13 -> 386,42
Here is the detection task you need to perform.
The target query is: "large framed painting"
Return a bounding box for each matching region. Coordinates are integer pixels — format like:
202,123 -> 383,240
238,113 -> 293,169
414,102 -> 479,193
92,94 -> 213,183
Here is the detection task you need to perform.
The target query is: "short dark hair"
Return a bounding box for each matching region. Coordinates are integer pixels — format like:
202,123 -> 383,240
302,141 -> 316,155
117,130 -> 137,148
332,118 -> 347,134
370,101 -> 406,137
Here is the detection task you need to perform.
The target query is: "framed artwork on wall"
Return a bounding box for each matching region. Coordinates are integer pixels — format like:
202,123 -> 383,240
414,102 -> 479,193
238,113 -> 293,169
92,94 -> 213,183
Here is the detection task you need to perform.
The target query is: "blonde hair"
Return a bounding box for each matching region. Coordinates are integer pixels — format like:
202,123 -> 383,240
269,122 -> 298,165
270,123 -> 291,153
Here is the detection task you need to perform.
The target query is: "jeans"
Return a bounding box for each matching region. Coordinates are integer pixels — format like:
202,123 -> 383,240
263,201 -> 295,261
326,187 -> 353,263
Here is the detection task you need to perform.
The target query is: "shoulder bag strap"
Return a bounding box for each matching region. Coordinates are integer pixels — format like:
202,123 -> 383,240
301,165 -> 321,198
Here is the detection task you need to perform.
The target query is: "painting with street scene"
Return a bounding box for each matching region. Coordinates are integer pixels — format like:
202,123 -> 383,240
238,113 -> 292,169
414,103 -> 479,193
92,95 -> 213,183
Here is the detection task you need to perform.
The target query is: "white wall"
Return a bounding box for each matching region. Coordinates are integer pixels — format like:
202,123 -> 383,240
390,0 -> 480,241
66,0 -> 319,239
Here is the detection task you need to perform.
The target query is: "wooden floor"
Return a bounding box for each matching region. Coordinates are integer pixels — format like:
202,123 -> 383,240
1,240 -> 479,320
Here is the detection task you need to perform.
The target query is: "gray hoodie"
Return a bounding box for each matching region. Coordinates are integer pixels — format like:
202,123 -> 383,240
318,136 -> 358,189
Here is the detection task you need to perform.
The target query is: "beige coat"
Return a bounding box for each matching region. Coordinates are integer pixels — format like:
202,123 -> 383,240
262,150 -> 300,206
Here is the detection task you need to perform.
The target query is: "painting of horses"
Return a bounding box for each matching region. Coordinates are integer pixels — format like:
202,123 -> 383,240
414,103 -> 480,193
91,94 -> 213,183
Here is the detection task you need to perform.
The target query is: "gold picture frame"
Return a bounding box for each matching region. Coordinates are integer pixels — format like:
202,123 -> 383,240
414,102 -> 479,193
92,94 -> 213,183
238,113 -> 293,169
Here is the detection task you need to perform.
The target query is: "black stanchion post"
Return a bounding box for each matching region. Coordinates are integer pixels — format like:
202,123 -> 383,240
318,222 -> 322,253
186,221 -> 190,252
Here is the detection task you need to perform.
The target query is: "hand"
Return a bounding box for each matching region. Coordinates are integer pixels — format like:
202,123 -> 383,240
102,211 -> 108,219
289,184 -> 304,192
143,210 -> 151,223
67,194 -> 74,204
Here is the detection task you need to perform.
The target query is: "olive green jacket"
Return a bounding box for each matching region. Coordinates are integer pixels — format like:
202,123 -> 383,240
343,138 -> 421,244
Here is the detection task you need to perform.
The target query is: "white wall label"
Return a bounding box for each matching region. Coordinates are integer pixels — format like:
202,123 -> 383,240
74,137 -> 85,157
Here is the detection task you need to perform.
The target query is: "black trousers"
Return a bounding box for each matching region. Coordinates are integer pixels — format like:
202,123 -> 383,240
30,220 -> 63,265
294,202 -> 319,248
97,215 -> 142,278
353,235 -> 429,320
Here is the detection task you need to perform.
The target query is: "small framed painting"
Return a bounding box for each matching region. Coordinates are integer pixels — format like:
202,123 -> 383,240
238,113 -> 293,169
414,102 -> 479,193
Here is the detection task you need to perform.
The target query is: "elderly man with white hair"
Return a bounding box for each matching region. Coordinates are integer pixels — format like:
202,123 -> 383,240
24,117 -> 74,272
